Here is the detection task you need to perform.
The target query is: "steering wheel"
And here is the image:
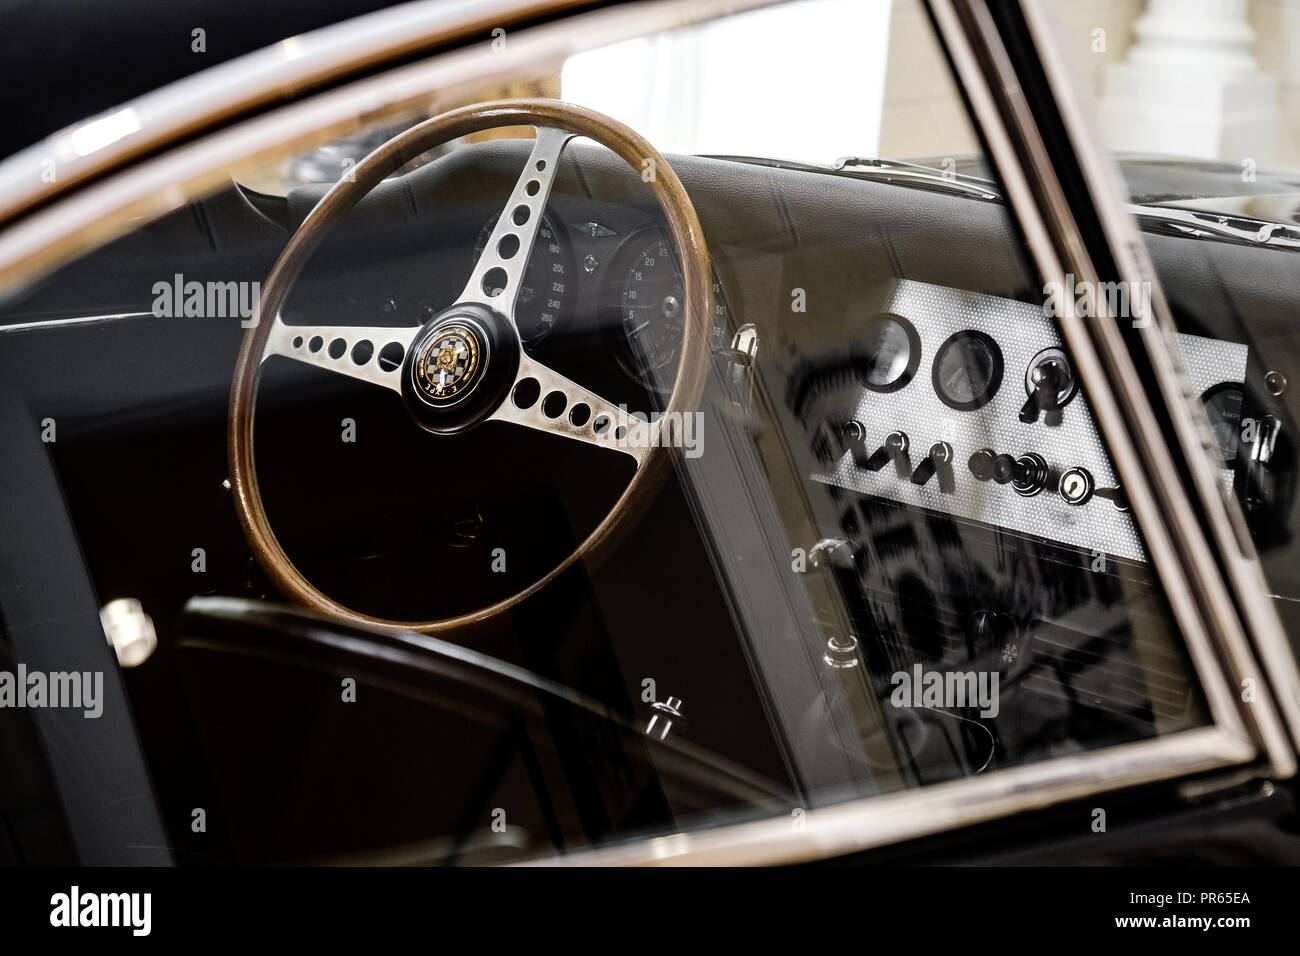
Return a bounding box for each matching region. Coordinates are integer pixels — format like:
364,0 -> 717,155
228,100 -> 712,634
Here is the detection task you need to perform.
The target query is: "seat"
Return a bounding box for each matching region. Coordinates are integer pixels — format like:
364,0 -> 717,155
175,596 -> 783,864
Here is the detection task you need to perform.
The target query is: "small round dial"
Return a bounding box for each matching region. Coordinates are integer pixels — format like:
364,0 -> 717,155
1201,382 -> 1243,464
853,313 -> 921,392
933,330 -> 1003,411
473,214 -> 569,346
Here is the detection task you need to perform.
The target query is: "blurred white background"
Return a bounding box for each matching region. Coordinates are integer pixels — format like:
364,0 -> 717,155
561,0 -> 1300,174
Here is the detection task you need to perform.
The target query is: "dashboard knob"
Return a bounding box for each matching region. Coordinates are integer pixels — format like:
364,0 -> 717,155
970,448 -> 1048,496
646,696 -> 686,740
992,453 -> 1017,484
968,448 -> 997,481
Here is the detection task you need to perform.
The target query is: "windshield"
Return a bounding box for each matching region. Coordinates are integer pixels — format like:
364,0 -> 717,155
255,0 -> 978,198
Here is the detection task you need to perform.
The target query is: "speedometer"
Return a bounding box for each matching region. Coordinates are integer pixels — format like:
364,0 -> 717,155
617,233 -> 728,394
473,214 -> 570,346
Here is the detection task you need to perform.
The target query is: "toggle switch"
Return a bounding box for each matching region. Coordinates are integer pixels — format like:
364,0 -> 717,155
911,441 -> 956,493
863,431 -> 911,478
1095,483 -> 1129,511
840,419 -> 870,467
1020,349 -> 1076,427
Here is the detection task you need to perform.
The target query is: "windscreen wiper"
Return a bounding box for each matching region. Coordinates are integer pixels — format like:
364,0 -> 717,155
831,155 -> 1002,200
704,154 -> 1003,201
1127,204 -> 1300,251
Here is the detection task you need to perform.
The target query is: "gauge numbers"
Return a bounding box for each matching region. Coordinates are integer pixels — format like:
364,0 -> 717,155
473,214 -> 570,346
618,233 -> 727,394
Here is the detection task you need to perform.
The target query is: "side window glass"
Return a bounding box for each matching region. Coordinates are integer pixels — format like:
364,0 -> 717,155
0,0 -> 1246,865
1062,1 -> 1300,650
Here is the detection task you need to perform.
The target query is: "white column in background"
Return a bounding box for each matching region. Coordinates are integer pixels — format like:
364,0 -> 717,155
1101,0 -> 1278,164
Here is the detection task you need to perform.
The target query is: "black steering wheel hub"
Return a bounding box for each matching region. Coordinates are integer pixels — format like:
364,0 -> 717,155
402,303 -> 519,434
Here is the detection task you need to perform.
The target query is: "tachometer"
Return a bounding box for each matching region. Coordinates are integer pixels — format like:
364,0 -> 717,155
473,214 -> 570,346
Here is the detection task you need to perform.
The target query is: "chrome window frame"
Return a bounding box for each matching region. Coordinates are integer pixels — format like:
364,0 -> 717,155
0,0 -> 1289,866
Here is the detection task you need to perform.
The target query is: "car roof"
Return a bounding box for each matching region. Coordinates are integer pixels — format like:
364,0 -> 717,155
0,0 -> 411,161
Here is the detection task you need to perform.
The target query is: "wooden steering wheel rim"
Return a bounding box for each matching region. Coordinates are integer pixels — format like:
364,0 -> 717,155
228,99 -> 712,634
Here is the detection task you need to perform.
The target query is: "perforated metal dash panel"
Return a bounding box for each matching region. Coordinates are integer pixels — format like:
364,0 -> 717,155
811,279 -> 1247,563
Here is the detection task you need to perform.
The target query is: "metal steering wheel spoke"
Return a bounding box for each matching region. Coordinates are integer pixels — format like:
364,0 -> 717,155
262,316 -> 419,395
456,125 -> 575,324
490,353 -> 653,466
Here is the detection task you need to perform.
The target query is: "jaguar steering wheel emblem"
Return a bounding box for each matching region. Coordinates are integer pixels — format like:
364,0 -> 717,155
414,322 -> 482,404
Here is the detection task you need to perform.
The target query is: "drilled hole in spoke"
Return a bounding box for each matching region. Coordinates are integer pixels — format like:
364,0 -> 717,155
292,335 -> 303,349
569,403 -> 591,427
308,336 -> 324,353
615,425 -> 628,440
350,340 -> 374,365
593,415 -> 610,435
497,234 -> 520,260
482,267 -> 508,298
542,391 -> 567,419
328,338 -> 347,359
535,160 -> 546,172
511,205 -> 530,226
378,342 -> 405,372
525,180 -> 540,196
512,377 -> 540,409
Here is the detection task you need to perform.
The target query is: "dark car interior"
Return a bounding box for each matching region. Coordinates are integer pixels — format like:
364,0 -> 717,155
1,132 -> 1296,864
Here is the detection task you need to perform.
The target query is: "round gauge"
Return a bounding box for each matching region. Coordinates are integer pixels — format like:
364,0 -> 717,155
473,214 -> 570,346
617,233 -> 728,394
1200,382 -> 1243,464
852,313 -> 921,392
932,330 -> 1003,411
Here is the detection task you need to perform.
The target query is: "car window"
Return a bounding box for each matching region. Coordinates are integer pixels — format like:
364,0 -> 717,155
0,0 -> 1251,865
1050,0 -> 1300,659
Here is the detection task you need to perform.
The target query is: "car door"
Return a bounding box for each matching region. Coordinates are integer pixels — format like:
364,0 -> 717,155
0,0 -> 1292,868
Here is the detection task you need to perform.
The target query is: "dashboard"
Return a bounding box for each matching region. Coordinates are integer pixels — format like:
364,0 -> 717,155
791,278 -> 1247,564
422,201 -> 732,411
470,211 -> 731,389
